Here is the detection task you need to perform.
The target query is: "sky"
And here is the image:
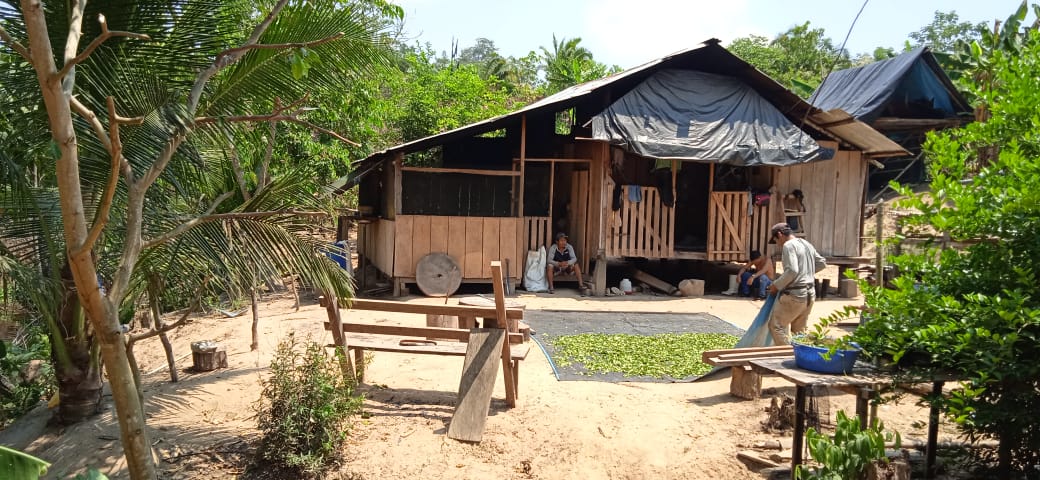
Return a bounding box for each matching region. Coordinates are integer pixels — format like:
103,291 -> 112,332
391,0 -> 1029,68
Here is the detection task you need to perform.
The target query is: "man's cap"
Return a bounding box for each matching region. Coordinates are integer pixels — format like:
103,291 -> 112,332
555,232 -> 568,240
769,223 -> 792,243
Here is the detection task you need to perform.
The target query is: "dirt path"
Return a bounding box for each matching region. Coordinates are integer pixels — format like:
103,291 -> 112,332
1,285 -> 956,479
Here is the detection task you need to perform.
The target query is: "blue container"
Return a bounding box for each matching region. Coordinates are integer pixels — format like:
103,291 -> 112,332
326,241 -> 349,270
792,342 -> 860,374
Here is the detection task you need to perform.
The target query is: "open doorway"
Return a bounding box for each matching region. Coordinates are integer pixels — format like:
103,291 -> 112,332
673,162 -> 711,252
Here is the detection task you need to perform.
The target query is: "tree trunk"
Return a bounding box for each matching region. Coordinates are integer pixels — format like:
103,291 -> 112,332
250,288 -> 260,351
21,1 -> 158,476
54,268 -> 103,423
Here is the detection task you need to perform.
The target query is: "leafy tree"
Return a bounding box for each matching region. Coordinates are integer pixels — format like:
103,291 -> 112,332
850,28 -> 1040,477
728,23 -> 849,98
0,0 -> 394,477
908,10 -> 987,53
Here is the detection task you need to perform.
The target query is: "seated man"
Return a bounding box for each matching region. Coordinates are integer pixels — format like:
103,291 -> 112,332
737,250 -> 774,299
546,232 -> 584,294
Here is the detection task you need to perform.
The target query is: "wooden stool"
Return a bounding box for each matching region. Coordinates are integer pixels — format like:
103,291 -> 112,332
458,296 -> 525,331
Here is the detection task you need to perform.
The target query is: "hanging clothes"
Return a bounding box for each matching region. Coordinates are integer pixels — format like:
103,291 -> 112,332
627,185 -> 643,203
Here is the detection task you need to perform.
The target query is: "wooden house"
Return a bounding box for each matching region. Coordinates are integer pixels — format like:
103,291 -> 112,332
345,39 -> 907,296
810,47 -> 972,189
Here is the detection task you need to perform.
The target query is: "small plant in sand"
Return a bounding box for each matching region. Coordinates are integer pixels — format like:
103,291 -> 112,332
256,335 -> 363,475
795,410 -> 901,480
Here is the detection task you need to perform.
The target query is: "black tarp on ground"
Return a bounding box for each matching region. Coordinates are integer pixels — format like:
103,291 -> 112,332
590,69 -> 825,166
525,310 -> 744,383
810,47 -> 964,123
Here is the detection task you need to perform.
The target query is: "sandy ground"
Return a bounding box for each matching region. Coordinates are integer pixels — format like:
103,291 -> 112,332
1,275 -> 959,480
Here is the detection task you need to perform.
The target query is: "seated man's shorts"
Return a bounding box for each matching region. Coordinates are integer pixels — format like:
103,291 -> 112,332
553,264 -> 575,275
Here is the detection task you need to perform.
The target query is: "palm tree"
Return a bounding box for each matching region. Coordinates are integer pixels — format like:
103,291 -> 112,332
0,0 -> 396,477
540,34 -> 602,93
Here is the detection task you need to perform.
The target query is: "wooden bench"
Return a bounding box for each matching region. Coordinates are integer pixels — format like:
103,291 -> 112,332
702,346 -> 794,399
322,289 -> 530,407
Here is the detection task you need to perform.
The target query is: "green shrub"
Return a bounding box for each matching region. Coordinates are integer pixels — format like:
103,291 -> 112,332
0,331 -> 55,428
795,410 -> 900,480
256,335 -> 363,475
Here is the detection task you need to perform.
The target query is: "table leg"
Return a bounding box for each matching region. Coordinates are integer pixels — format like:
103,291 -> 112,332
856,389 -> 869,429
792,385 -> 807,468
926,381 -> 943,478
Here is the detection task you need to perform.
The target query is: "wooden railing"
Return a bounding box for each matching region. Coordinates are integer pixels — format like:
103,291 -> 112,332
708,191 -> 751,262
606,186 -> 674,258
523,216 -> 551,253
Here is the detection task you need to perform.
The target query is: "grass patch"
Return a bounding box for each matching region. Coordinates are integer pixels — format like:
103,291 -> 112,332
548,333 -> 739,378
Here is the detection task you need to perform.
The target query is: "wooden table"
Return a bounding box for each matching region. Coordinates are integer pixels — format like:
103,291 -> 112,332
749,358 -> 944,478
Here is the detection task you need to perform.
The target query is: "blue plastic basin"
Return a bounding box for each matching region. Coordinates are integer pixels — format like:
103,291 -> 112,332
792,342 -> 860,374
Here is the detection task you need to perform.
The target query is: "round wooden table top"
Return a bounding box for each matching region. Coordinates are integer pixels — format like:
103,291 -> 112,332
415,252 -> 462,297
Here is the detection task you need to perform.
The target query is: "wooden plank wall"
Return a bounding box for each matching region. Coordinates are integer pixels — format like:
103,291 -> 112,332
524,217 -> 551,253
576,142 -> 608,257
567,171 -> 591,272
773,151 -> 866,257
749,201 -> 775,260
392,215 -> 522,280
358,219 -> 395,276
707,191 -> 751,262
605,181 -> 675,258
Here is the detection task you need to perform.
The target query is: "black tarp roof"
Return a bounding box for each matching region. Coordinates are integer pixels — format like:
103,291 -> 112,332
591,69 -> 827,166
810,47 -> 971,124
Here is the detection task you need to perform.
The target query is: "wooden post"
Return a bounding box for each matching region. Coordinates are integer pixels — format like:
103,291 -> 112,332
671,159 -> 678,207
491,262 -> 516,407
875,203 -> 885,287
518,115 -> 527,218
393,151 -> 401,217
593,253 -> 607,297
548,159 -> 555,224
324,294 -> 356,382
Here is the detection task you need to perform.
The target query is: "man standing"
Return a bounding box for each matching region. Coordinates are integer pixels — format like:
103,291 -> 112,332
767,223 -> 827,344
546,232 -> 584,294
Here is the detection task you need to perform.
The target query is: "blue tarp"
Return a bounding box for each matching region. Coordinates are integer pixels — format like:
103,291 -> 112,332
810,48 -> 965,123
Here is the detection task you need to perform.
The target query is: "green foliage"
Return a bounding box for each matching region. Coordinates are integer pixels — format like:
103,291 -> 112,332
0,445 -> 49,480
256,335 -> 363,475
849,28 -> 1040,475
548,333 -> 738,378
0,332 -> 54,428
728,22 -> 849,97
795,411 -> 900,480
539,35 -> 617,94
908,10 -> 987,54
72,469 -> 109,480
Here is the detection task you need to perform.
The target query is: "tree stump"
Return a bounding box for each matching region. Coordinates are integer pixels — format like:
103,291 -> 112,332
731,366 -> 762,399
191,341 -> 227,372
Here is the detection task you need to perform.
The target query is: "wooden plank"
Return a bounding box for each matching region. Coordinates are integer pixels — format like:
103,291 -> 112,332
346,299 -> 525,319
399,166 -> 520,176
393,153 -> 403,218
481,218 -> 500,278
707,193 -> 717,260
327,322 -> 525,345
833,152 -> 851,256
430,216 -> 449,254
447,328 -> 506,442
500,218 -> 518,279
519,115 -> 526,217
394,216 -> 414,277
820,159 -> 837,255
412,215 -> 432,266
853,151 -> 868,256
447,217 -> 467,267
632,268 -> 677,294
518,158 -> 592,163
491,262 -> 517,407
464,217 -> 483,278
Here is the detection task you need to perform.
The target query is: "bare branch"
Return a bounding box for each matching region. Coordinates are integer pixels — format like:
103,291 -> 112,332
60,0 -> 87,95
70,96 -> 135,182
187,0 -> 290,113
292,118 -> 361,147
55,14 -> 151,83
0,23 -> 31,61
127,281 -> 207,346
140,191 -> 234,249
74,97 -> 134,257
225,133 -> 252,201
216,32 -> 344,61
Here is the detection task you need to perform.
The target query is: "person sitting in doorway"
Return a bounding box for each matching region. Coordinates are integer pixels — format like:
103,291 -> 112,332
737,250 -> 775,299
546,232 -> 584,294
